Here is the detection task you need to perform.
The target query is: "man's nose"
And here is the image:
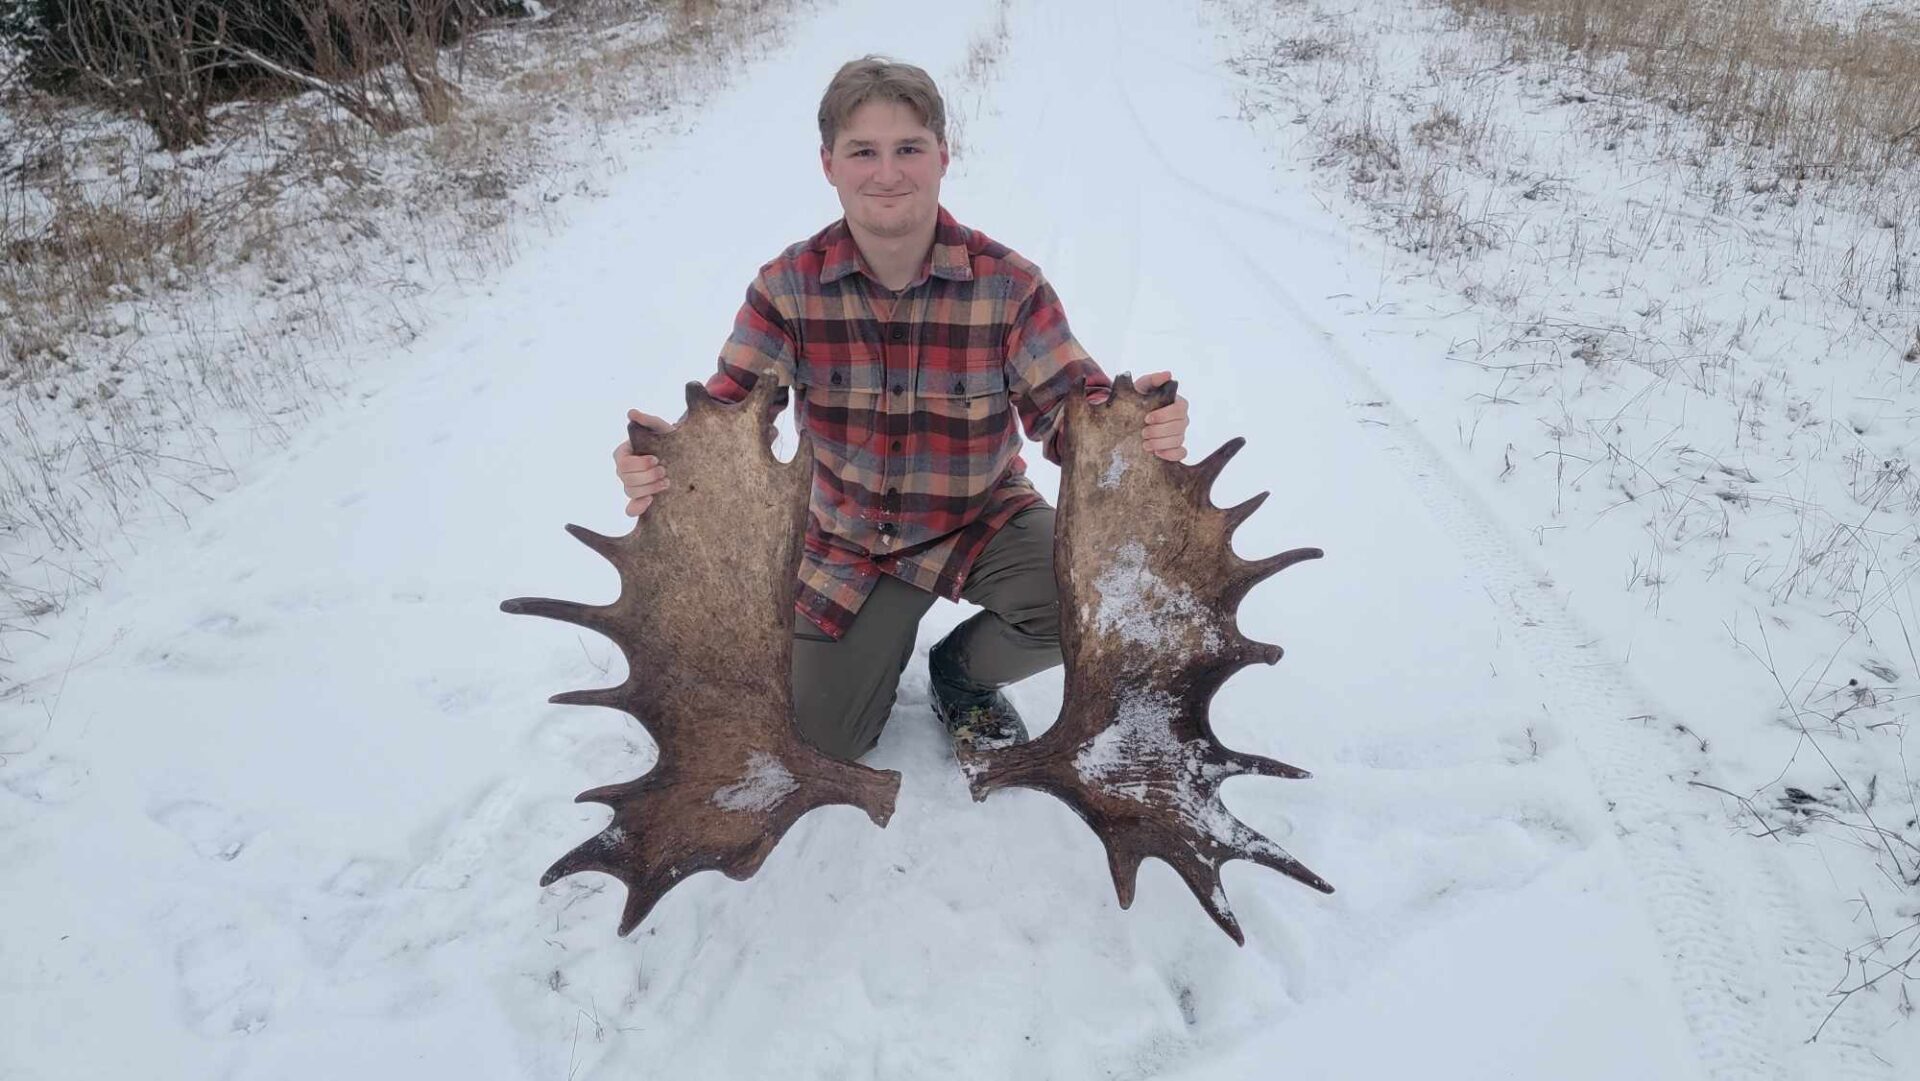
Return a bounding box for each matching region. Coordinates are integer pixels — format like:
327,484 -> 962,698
874,153 -> 901,183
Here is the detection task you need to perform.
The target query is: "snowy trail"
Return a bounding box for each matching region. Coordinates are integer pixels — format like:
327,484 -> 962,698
0,1 -> 1884,1079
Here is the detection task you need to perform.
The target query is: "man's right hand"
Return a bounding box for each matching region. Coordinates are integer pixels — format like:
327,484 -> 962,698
615,408 -> 673,517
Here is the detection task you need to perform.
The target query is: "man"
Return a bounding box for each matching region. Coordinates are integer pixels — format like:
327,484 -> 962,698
613,56 -> 1190,762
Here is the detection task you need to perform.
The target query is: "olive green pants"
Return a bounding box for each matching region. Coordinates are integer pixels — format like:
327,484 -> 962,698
791,505 -> 1062,761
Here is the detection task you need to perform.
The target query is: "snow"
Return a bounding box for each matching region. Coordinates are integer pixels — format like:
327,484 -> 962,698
1098,444 -> 1131,489
1073,688 -> 1251,854
711,752 -> 798,813
1,0 -> 1916,1078
1090,540 -> 1224,653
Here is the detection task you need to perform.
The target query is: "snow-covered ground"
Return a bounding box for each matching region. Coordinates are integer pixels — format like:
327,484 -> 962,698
0,3 -> 774,636
2,0 -> 1917,1078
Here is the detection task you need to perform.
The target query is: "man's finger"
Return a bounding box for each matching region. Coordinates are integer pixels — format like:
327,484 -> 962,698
618,464 -> 667,485
624,474 -> 671,497
1142,420 -> 1186,440
627,408 -> 672,433
1136,369 -> 1173,391
1144,398 -> 1189,424
625,496 -> 654,517
1150,445 -> 1186,462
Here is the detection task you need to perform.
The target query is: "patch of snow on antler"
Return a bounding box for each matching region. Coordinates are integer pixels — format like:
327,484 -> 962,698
711,752 -> 798,813
1074,690 -> 1239,846
1099,446 -> 1131,489
1091,541 -> 1222,651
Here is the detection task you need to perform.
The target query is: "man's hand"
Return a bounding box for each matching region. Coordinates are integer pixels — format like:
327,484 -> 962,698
614,408 -> 673,517
1137,371 -> 1189,462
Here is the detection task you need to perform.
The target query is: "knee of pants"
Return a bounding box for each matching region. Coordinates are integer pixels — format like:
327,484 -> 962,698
1001,598 -> 1061,646
795,721 -> 873,763
791,681 -> 894,762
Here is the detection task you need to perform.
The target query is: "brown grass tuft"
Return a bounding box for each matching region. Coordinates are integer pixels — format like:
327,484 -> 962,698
1447,0 -> 1920,182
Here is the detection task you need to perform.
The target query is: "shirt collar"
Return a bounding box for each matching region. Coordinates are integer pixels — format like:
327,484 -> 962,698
817,206 -> 975,287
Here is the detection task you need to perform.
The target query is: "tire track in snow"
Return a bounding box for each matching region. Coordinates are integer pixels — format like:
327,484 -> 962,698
1203,216 -> 1889,1080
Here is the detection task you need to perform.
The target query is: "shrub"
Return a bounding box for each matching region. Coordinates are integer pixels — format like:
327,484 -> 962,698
3,1 -> 529,148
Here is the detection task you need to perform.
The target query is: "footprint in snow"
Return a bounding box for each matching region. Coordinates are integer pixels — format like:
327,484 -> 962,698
134,642 -> 228,675
192,611 -> 265,638
174,927 -> 273,1036
430,681 -> 493,716
0,755 -> 90,804
406,779 -> 528,891
151,799 -> 255,862
322,857 -> 391,898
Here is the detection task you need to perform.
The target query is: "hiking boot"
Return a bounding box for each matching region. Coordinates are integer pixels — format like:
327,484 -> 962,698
928,652 -> 1029,752
931,685 -> 1030,753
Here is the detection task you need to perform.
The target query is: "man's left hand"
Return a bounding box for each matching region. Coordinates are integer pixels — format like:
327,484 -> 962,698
1137,370 -> 1189,462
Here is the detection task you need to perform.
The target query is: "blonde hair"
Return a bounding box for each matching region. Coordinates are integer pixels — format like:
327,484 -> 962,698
817,56 -> 947,150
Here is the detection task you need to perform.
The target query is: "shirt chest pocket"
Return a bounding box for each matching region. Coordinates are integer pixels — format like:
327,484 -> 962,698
799,344 -> 884,446
917,365 -> 1012,441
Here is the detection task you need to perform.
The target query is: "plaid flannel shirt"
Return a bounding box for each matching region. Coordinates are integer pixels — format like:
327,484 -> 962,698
705,206 -> 1111,640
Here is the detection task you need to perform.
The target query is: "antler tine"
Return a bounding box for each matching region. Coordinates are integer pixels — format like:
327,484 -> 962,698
574,779 -> 644,805
549,684 -> 637,711
1223,815 -> 1336,894
498,595 -> 621,638
1189,437 -> 1247,490
1221,491 -> 1270,532
540,843 -> 617,888
1104,845 -> 1146,910
1171,856 -> 1246,946
1225,747 -> 1313,780
617,888 -> 664,937
1227,546 -> 1325,605
563,522 -> 626,563
1232,638 -> 1287,668
683,380 -> 712,415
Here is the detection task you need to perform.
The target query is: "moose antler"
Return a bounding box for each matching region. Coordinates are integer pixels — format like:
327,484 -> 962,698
502,375 -> 901,935
960,374 -> 1332,943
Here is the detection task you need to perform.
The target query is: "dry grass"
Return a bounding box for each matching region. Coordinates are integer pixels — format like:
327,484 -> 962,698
1448,0 -> 1920,182
0,0 -> 796,661
943,0 -> 1014,161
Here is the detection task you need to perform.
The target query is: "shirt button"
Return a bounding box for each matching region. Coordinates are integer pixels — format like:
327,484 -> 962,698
951,379 -> 965,394
878,522 -> 897,537
889,326 -> 907,342
891,384 -> 904,395
890,440 -> 902,452
830,371 -> 843,386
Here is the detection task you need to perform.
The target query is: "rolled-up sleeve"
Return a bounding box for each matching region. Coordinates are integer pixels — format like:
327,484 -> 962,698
1004,276 -> 1111,464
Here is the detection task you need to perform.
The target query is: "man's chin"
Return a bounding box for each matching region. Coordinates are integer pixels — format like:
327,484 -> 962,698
853,211 -> 925,239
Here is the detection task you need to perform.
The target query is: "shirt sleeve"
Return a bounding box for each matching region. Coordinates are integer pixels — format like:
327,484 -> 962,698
1004,275 -> 1112,465
705,271 -> 797,405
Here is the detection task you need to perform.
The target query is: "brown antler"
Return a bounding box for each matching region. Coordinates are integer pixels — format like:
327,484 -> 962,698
502,375 -> 900,935
960,374 -> 1332,943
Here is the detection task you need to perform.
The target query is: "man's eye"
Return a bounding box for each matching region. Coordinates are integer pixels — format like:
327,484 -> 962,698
852,148 -> 873,157
899,146 -> 920,154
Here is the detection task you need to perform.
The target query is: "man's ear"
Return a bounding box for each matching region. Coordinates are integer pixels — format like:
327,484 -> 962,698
939,140 -> 950,173
820,144 -> 833,182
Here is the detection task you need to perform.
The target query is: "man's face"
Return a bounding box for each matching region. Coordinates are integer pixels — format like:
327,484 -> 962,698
821,100 -> 949,241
